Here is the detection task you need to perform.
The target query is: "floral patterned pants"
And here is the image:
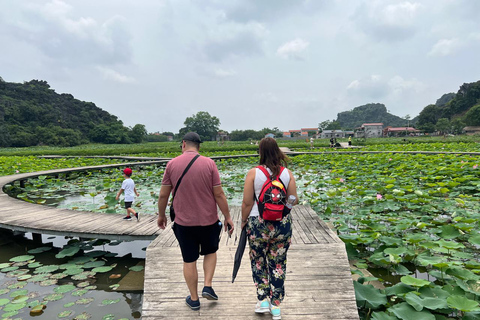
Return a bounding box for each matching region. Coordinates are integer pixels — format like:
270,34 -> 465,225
247,214 -> 292,306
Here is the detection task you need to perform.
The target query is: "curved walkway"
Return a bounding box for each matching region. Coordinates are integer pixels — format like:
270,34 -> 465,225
0,160 -> 169,241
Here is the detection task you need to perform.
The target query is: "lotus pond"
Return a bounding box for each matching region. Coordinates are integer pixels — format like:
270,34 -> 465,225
4,146 -> 480,320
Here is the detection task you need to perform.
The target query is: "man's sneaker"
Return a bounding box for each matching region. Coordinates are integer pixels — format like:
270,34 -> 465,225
134,212 -> 139,221
123,216 -> 132,221
270,305 -> 281,320
255,299 -> 270,313
201,286 -> 218,300
186,295 -> 200,310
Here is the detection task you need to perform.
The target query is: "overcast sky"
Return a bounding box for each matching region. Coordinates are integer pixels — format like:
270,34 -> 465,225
1,0 -> 479,133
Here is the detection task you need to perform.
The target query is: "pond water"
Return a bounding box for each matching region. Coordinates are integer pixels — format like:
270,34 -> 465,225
0,228 -> 149,319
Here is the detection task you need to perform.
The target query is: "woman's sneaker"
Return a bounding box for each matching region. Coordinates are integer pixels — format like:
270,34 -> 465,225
255,299 -> 270,313
185,295 -> 200,310
270,305 -> 281,319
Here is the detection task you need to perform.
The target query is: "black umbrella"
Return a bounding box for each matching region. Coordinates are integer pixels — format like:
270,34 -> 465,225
232,226 -> 248,283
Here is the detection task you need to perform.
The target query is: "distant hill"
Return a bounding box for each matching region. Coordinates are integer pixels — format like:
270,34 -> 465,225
0,78 -> 146,147
416,80 -> 480,132
336,103 -> 412,129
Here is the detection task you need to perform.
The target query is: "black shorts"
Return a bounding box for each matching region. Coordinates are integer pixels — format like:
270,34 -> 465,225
173,220 -> 222,263
124,201 -> 132,209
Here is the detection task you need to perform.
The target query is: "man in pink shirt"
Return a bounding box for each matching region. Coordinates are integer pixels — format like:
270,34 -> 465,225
157,132 -> 234,311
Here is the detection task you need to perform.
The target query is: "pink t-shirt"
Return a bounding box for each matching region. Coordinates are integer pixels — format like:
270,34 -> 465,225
161,150 -> 221,226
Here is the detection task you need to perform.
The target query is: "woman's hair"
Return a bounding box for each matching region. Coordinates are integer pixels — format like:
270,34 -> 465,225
258,137 -> 289,176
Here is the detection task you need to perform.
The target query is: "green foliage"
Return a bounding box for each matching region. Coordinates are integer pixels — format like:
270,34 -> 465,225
0,79 -> 141,147
464,104 -> 480,126
337,103 -> 412,129
179,111 -> 220,141
435,118 -> 451,134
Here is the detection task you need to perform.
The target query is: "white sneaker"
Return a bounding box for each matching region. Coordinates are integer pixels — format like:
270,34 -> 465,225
270,305 -> 281,320
255,299 -> 270,313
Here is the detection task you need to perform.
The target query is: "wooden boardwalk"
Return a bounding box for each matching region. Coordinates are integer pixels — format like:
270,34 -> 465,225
0,162 -> 170,240
143,206 -> 359,319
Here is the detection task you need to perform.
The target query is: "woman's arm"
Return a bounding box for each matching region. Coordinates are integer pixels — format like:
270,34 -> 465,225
241,168 -> 256,228
286,169 -> 299,205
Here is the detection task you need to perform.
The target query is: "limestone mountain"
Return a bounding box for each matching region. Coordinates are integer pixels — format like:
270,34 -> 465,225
336,103 -> 412,130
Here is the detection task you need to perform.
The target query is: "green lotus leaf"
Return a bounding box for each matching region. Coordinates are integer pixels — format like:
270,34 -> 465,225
469,235 -> 480,246
353,281 -> 387,309
1,310 -> 19,318
389,302 -> 435,320
371,312 -> 398,320
109,284 -> 120,290
76,297 -> 95,305
102,314 -> 115,320
400,276 -> 431,288
74,312 -> 92,320
28,274 -> 51,282
64,267 -> 84,275
0,298 -> 10,306
34,265 -> 59,274
101,298 -> 120,305
85,250 -> 107,257
446,267 -> 479,281
447,295 -> 479,312
9,255 -> 35,262
28,299 -> 40,308
92,266 -> 113,273
28,262 -> 42,268
1,266 -> 19,273
3,301 -> 27,311
0,288 -> 10,295
11,295 -> 28,304
39,279 -> 58,286
0,263 -> 12,269
69,256 -> 94,264
129,265 -> 144,272
82,261 -> 105,269
28,246 -> 52,254
44,293 -> 64,301
17,274 -> 32,281
50,272 -> 68,279
54,284 -> 76,294
55,246 -> 80,259
64,302 -> 76,308
58,310 -> 74,318
10,289 -> 28,298
77,281 -> 91,288
72,289 -> 89,296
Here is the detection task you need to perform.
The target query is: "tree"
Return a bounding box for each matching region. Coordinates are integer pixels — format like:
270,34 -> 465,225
435,118 -> 451,134
451,118 -> 466,134
181,111 -> 220,142
129,124 -> 147,143
464,104 -> 480,126
404,114 -> 411,127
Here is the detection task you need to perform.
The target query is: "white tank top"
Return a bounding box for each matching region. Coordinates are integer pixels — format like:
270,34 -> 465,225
249,166 -> 291,217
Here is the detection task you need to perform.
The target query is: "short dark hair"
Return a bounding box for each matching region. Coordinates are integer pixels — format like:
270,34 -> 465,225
184,139 -> 200,150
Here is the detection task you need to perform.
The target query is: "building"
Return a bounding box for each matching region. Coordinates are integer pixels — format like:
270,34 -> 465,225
357,123 -> 384,138
289,130 -> 302,137
464,126 -> 480,135
265,133 -> 275,138
321,130 -> 345,139
283,132 -> 291,138
383,127 -> 421,137
216,131 -> 229,141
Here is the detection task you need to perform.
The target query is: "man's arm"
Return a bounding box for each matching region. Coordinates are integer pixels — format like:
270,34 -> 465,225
213,185 -> 234,234
241,169 -> 256,228
157,185 -> 172,229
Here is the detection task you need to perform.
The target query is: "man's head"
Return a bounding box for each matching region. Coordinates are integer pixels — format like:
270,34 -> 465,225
182,132 -> 203,151
123,167 -> 132,177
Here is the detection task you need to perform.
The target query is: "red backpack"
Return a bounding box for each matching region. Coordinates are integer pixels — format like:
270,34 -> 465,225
255,166 -> 287,221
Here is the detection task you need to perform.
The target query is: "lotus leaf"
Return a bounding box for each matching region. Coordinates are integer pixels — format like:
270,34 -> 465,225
0,263 -> 12,269
64,268 -> 84,275
446,267 -> 479,281
400,276 -> 431,288
17,274 -> 32,281
56,246 -> 80,259
92,266 -> 113,273
58,310 -> 74,318
3,301 -> 27,312
9,255 -> 34,263
1,266 -> 19,273
34,265 -> 59,274
109,284 -> 120,290
371,312 -> 398,320
39,279 -> 58,286
74,312 -> 92,320
102,314 -> 115,320
54,284 -> 76,294
353,281 -> 387,309
101,298 -> 120,305
11,295 -> 28,304
75,297 -> 94,305
50,273 -> 68,279
129,265 -> 144,272
447,295 -> 480,312
27,262 -> 42,268
44,293 -> 63,301
27,247 -> 52,254
28,274 -> 51,282
82,261 -> 105,269
77,281 -> 91,288
389,302 -> 436,320
85,250 -> 106,257
9,290 -> 28,298
0,298 -> 9,306
72,289 -> 89,296
0,289 -> 9,295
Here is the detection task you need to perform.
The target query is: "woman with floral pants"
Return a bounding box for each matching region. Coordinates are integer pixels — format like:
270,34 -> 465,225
241,138 -> 298,320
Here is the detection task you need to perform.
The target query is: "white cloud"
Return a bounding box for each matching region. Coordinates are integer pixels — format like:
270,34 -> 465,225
276,38 -> 309,60
213,68 -> 237,77
428,38 -> 462,56
96,67 -> 136,83
347,74 -> 424,99
388,76 -> 425,94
